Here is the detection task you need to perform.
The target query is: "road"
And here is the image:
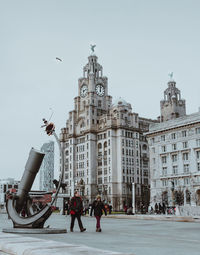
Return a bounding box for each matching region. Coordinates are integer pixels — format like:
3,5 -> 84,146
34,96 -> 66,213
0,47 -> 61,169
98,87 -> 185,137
1,213 -> 200,255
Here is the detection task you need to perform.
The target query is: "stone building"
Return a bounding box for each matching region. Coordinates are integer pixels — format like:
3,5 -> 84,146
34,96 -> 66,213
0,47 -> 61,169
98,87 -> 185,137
60,53 -> 156,210
39,141 -> 54,191
0,178 -> 19,209
146,77 -> 200,208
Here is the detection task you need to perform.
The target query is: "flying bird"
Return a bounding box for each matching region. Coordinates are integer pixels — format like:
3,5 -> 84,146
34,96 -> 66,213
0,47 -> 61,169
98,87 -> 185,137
56,57 -> 62,62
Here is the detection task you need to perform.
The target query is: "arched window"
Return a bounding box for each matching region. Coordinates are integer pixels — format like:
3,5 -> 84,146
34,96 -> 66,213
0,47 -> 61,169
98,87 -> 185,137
98,143 -> 102,149
142,144 -> 147,150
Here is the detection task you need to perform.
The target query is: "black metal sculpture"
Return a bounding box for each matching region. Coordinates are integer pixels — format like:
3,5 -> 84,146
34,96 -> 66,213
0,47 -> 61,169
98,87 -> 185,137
5,119 -> 65,229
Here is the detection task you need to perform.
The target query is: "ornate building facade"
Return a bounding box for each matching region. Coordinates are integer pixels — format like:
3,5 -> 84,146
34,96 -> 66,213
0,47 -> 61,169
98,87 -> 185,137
147,77 -> 200,208
60,53 -> 156,210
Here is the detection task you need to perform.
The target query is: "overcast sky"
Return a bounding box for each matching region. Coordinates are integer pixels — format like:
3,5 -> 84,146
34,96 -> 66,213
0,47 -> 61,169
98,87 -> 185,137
0,0 -> 200,184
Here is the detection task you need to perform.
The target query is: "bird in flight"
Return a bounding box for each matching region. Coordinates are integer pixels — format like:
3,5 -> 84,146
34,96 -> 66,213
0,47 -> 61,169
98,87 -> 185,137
56,57 -> 62,62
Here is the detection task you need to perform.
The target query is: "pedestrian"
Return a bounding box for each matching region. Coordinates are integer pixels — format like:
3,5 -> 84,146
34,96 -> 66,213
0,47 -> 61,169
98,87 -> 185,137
162,202 -> 166,214
158,203 -> 162,214
108,204 -> 112,214
155,203 -> 158,214
90,195 -> 107,232
69,191 -> 86,232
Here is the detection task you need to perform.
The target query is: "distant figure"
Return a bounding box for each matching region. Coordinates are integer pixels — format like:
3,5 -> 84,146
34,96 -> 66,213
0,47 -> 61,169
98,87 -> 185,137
158,203 -> 162,214
69,191 -> 86,232
162,203 -> 166,214
155,203 -> 158,214
109,204 -> 112,214
90,195 -> 107,232
124,205 -> 128,214
127,207 -> 134,215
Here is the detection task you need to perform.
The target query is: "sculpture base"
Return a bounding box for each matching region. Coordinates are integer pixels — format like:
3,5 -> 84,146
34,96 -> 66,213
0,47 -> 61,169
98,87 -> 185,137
2,228 -> 67,234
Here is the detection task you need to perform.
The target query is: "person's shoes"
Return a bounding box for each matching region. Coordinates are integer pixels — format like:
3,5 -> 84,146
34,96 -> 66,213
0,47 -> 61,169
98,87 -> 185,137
70,228 -> 73,232
96,228 -> 98,232
99,228 -> 102,232
80,228 -> 86,232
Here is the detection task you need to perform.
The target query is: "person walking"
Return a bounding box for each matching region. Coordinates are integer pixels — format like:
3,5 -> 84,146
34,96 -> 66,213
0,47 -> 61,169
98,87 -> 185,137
69,191 -> 86,232
90,195 -> 107,232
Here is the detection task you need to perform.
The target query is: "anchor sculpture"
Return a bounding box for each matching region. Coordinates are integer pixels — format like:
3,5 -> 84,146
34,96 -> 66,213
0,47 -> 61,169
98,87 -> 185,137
5,119 -> 65,230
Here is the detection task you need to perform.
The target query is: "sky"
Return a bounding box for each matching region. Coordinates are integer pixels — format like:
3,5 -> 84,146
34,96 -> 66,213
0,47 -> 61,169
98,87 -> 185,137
0,0 -> 200,184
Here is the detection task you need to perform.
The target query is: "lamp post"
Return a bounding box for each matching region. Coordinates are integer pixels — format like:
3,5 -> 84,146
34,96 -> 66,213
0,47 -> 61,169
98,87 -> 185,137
132,183 -> 135,214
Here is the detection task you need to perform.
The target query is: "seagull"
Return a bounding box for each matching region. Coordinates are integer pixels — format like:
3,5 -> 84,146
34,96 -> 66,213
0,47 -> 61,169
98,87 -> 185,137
56,57 -> 62,62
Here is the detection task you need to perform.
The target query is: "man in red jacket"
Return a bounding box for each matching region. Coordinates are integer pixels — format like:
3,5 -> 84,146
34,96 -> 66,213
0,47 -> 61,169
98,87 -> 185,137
70,191 -> 86,232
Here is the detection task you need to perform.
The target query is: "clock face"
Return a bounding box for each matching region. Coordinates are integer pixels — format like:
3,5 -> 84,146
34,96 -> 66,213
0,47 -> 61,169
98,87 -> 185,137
95,84 -> 105,96
80,84 -> 88,97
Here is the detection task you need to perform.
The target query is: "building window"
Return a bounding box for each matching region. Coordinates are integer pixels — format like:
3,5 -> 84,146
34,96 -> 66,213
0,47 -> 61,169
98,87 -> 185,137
197,162 -> 200,171
98,178 -> 102,184
162,156 -> 167,164
182,130 -> 187,137
183,152 -> 189,161
195,127 -> 200,134
161,135 -> 165,141
172,144 -> 177,151
196,139 -> 200,147
171,133 -> 176,140
172,165 -> 178,175
184,164 -> 189,173
161,146 -> 166,152
172,154 -> 178,162
162,180 -> 168,187
196,151 -> 200,159
162,167 -> 167,176
184,178 -> 190,185
183,142 -> 188,149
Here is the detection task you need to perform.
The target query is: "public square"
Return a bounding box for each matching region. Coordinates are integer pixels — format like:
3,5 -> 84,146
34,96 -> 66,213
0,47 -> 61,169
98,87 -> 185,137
1,213 -> 200,255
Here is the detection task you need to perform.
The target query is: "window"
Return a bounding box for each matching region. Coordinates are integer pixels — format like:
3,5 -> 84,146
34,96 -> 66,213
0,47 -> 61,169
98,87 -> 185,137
184,164 -> 189,173
161,135 -> 165,141
183,152 -> 189,161
171,133 -> 176,140
196,139 -> 200,147
161,146 -> 166,152
183,142 -> 188,149
184,178 -> 190,185
182,130 -> 187,137
196,127 -> 200,134
172,144 -> 177,150
196,151 -> 200,159
162,167 -> 167,176
197,162 -> 200,171
162,180 -> 168,187
172,154 -> 178,162
172,166 -> 178,175
162,156 -> 167,164
98,178 -> 102,184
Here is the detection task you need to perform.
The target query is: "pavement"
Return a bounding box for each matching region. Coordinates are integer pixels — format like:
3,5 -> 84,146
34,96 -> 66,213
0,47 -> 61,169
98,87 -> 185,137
1,213 -> 200,255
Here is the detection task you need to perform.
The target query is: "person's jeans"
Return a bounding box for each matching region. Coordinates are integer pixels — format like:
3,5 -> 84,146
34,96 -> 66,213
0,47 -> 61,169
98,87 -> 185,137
95,215 -> 101,229
70,214 -> 83,230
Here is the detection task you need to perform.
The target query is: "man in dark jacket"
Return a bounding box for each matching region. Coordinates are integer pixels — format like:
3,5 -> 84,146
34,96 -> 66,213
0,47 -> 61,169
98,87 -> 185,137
90,195 -> 107,232
70,191 -> 86,232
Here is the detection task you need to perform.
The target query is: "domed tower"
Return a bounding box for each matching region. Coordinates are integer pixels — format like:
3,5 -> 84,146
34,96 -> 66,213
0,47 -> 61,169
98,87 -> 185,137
160,73 -> 186,122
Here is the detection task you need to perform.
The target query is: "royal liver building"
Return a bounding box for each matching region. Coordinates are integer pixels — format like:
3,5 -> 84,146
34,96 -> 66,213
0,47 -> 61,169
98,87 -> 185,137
60,52 -> 156,210
147,76 -> 200,210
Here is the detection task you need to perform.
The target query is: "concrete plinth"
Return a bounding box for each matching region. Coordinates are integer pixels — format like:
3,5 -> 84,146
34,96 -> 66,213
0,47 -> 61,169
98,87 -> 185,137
2,228 -> 67,234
